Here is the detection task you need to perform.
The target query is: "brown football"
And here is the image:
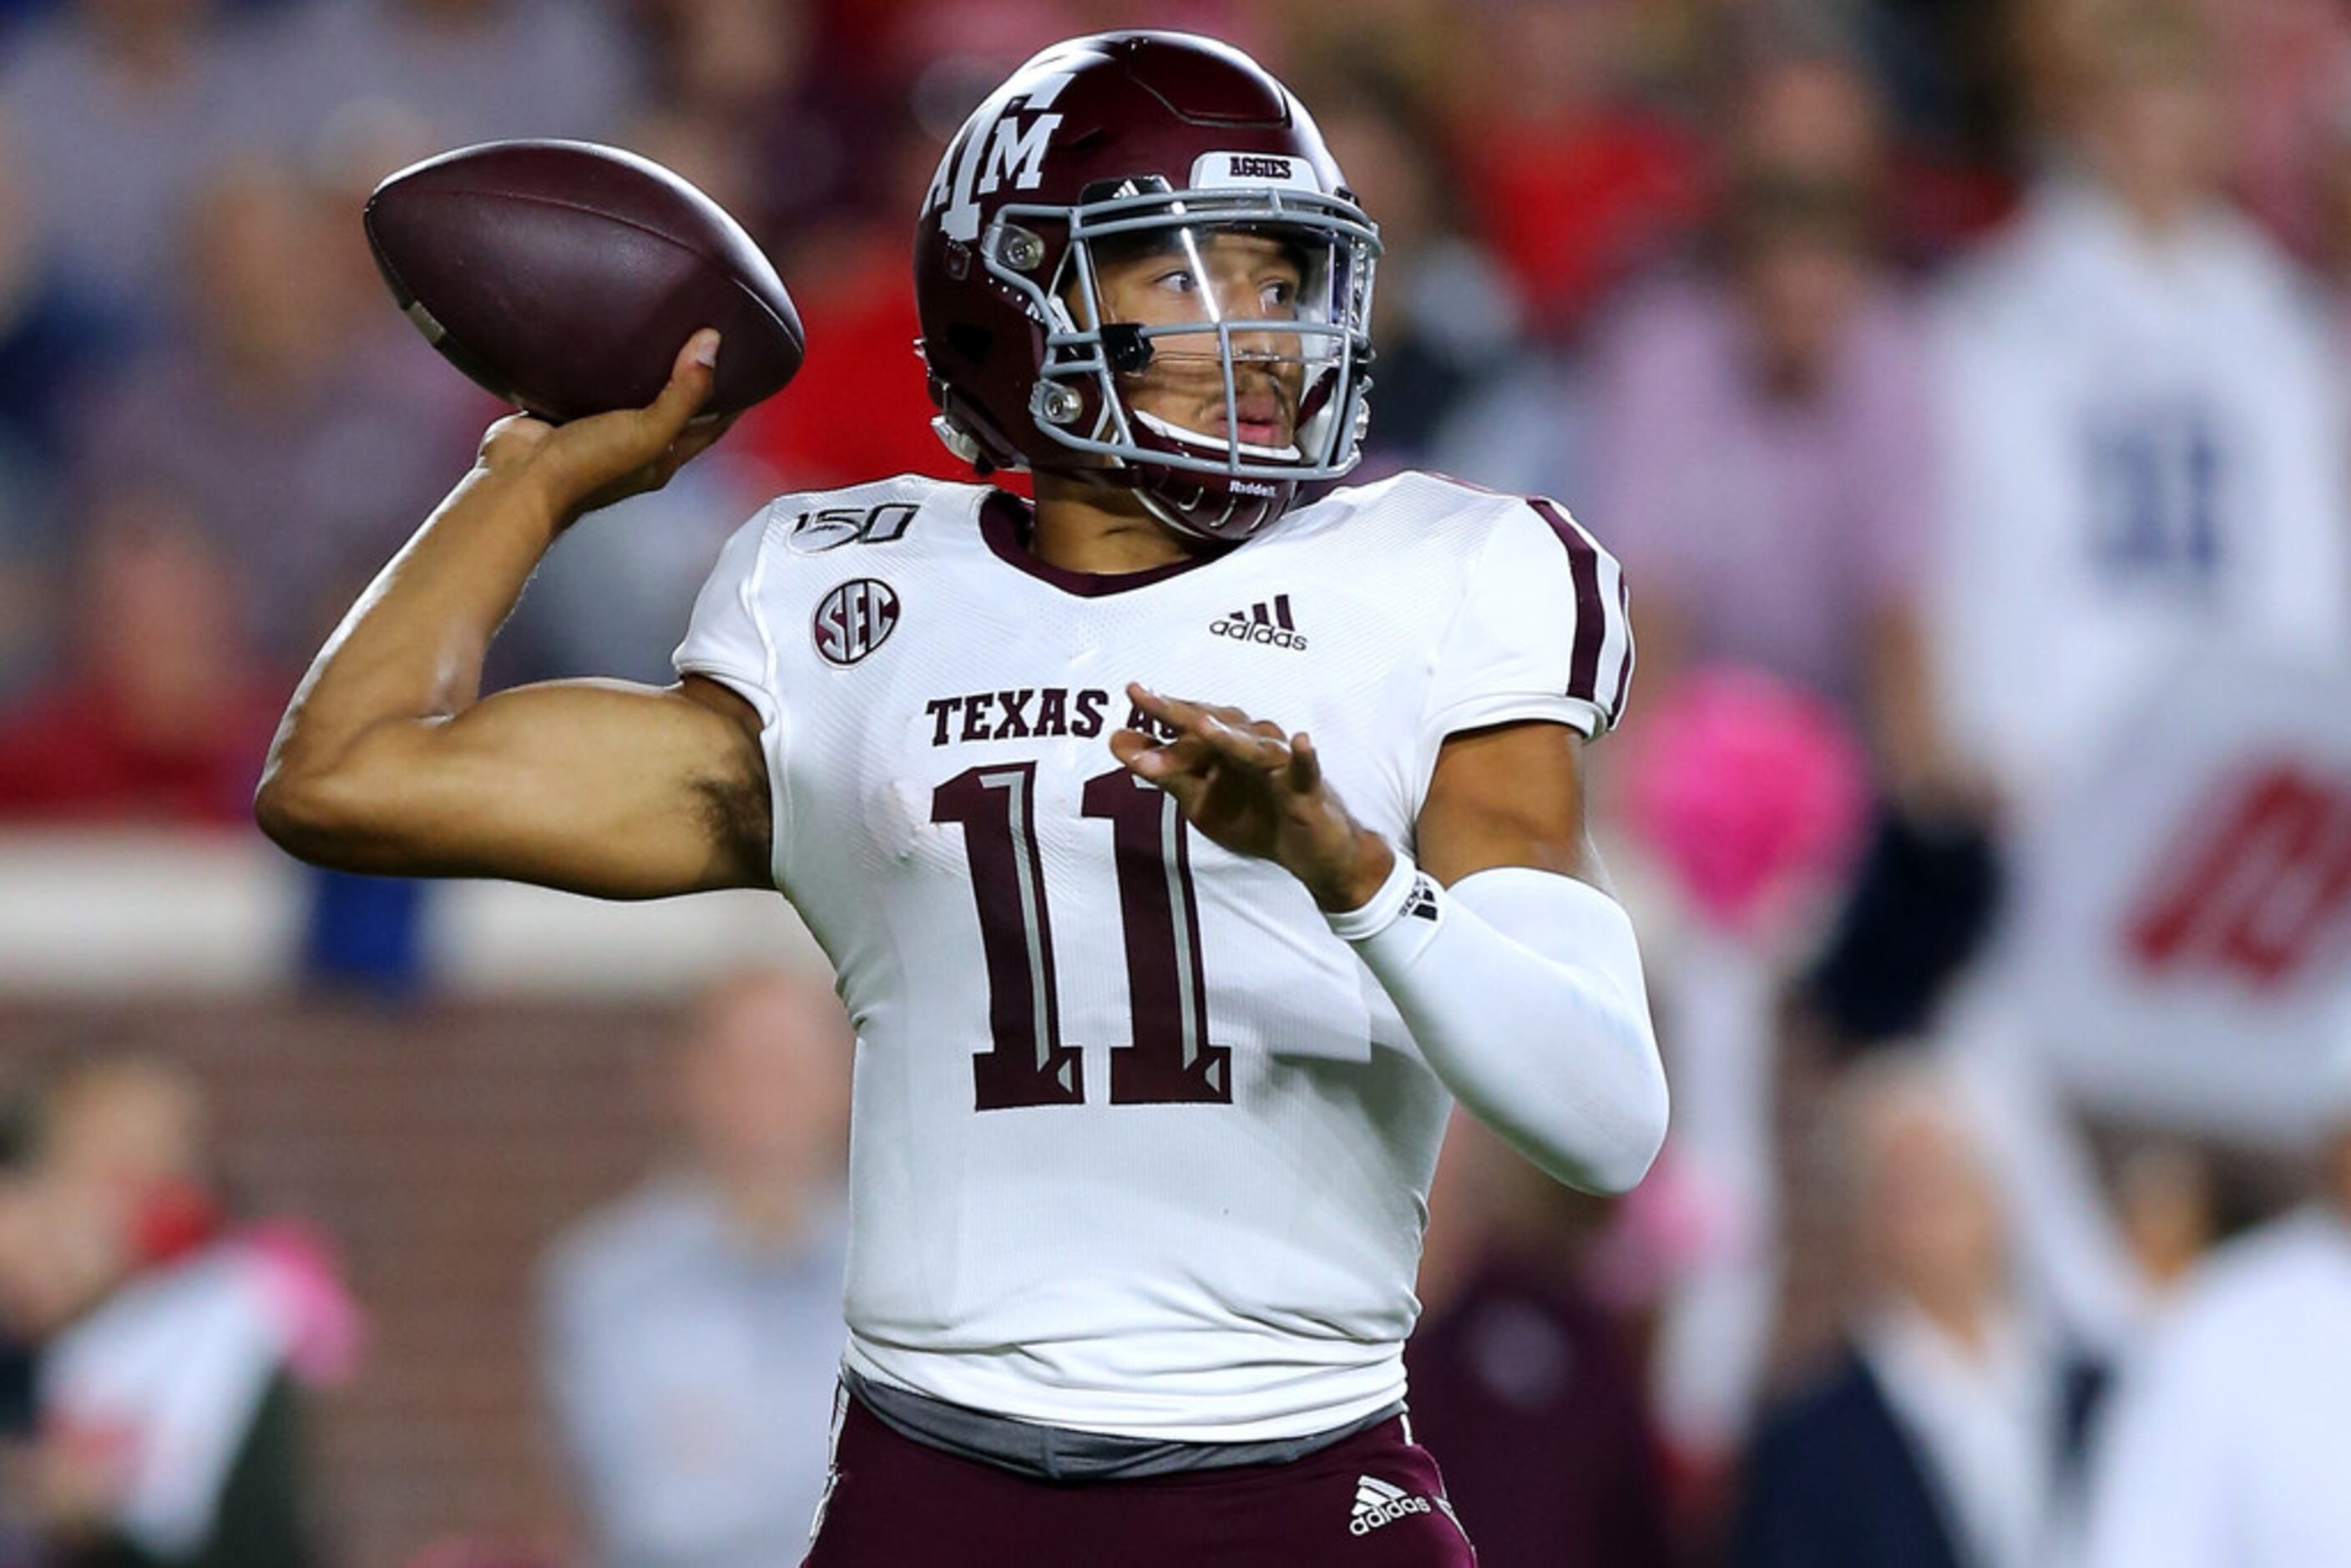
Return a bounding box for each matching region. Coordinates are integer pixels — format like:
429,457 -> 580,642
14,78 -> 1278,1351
363,139 -> 803,423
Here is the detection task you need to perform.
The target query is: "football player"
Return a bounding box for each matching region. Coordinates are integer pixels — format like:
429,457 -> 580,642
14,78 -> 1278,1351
258,32 -> 1666,1566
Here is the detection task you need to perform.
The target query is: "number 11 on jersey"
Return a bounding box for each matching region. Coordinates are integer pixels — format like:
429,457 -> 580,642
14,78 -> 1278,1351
932,763 -> 1233,1112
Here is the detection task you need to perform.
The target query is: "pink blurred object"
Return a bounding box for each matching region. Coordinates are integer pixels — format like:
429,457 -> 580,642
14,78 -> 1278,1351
1620,667 -> 1871,934
234,1222 -> 365,1386
1583,1146 -> 1722,1309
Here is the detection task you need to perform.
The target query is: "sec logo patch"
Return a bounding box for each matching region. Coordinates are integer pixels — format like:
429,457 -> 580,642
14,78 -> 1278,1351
813,578 -> 901,667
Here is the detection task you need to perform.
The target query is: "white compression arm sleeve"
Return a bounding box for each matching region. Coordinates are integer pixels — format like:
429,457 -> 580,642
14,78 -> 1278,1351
1328,853 -> 1669,1194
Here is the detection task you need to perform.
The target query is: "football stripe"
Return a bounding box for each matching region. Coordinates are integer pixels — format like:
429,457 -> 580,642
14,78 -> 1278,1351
1527,497 -> 1605,701
1608,569 -> 1636,718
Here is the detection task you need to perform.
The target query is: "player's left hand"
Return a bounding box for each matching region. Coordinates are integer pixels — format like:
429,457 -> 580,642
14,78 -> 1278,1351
1112,684 -> 1395,912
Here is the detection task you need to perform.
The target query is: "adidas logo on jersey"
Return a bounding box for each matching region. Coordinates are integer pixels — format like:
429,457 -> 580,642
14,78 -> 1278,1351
1349,1474 -> 1432,1536
1210,594 -> 1307,650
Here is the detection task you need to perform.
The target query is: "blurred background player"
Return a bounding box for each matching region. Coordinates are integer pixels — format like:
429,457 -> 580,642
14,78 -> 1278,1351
1733,1057 -> 2106,1568
1594,43 -> 1949,802
0,493 -> 282,826
1932,0 -> 2351,813
0,1056 -> 352,1568
1406,1110 -> 1676,1568
538,969 -> 850,1568
2076,1033 -> 2351,1568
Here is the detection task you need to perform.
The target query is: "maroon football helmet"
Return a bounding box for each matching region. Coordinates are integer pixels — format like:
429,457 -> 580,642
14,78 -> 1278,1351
914,32 -> 1380,541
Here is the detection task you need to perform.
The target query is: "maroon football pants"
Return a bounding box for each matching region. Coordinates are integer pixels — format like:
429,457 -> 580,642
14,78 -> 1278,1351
801,1392 -> 1478,1565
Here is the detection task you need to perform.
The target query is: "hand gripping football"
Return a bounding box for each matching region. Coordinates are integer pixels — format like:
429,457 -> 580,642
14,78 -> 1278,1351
363,139 -> 804,422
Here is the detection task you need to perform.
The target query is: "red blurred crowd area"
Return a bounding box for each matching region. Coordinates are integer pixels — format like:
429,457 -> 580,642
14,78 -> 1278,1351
0,0 -> 2314,817
0,0 -> 2343,822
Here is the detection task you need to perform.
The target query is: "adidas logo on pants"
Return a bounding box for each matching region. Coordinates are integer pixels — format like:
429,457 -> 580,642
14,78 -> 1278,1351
1349,1474 -> 1433,1536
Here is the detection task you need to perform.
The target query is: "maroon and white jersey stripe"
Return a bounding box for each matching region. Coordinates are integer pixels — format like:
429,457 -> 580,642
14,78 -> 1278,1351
1526,496 -> 1636,721
673,470 -> 1633,1441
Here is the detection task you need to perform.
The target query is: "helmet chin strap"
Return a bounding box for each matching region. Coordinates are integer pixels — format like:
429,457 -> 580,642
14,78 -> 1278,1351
1030,461 -> 1239,544
1032,459 -> 1149,504
1134,487 -> 1203,538
1130,472 -> 1281,542
1025,402 -> 1296,544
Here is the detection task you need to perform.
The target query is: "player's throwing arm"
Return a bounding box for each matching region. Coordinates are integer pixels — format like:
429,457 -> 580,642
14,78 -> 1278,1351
255,332 -> 774,901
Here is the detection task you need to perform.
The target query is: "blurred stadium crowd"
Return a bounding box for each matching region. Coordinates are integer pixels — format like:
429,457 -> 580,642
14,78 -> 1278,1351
1,0 -> 2348,1565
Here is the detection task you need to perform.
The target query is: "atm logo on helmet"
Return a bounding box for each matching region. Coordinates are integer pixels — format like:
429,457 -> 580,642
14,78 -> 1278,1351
928,73 -> 1078,242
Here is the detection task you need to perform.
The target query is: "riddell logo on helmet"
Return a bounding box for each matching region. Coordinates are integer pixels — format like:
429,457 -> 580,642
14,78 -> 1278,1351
1210,595 -> 1307,650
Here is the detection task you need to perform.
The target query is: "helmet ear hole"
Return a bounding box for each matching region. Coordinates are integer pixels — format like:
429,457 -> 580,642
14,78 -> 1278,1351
946,324 -> 993,367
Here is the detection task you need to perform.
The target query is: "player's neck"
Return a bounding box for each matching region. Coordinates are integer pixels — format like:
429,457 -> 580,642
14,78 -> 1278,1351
1029,472 -> 1220,575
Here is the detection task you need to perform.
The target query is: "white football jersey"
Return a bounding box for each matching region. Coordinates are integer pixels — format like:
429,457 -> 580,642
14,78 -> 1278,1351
1931,185 -> 2351,806
673,470 -> 1632,1441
